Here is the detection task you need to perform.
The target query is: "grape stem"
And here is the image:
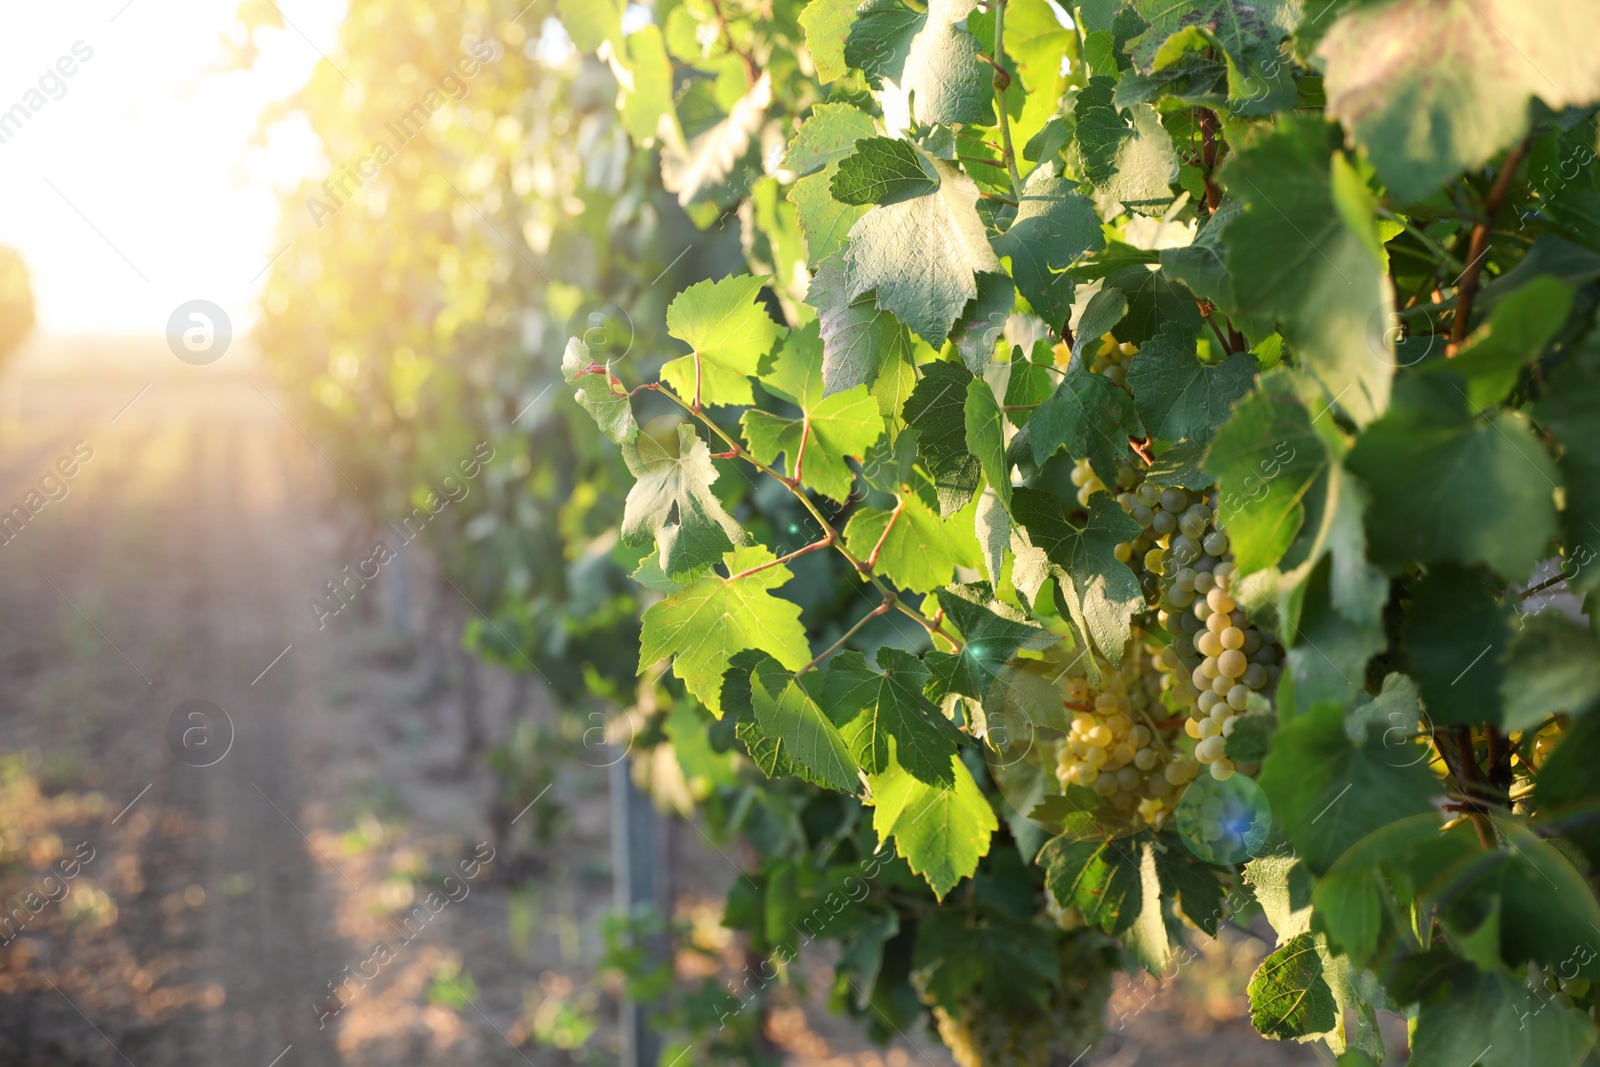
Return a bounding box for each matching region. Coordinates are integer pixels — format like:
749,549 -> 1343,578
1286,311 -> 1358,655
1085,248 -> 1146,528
798,598 -> 896,675
1447,138 -> 1532,356
991,0 -> 1024,199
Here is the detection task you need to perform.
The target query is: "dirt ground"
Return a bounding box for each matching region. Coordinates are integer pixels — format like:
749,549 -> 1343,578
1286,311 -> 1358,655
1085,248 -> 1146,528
0,336 -> 1335,1066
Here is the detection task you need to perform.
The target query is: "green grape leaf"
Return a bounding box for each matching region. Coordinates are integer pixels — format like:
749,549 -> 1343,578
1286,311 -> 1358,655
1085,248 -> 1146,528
1317,0 -> 1600,206
1038,835 -> 1145,935
1402,564 -> 1511,728
974,486 -> 1010,588
1311,867 -> 1383,968
1071,76 -> 1180,215
619,26 -> 678,144
948,273 -> 1016,375
926,582 -> 1056,699
638,545 -> 810,716
1030,371 -> 1144,489
1067,286 -> 1131,368
823,648 -> 964,785
1248,933 -> 1338,1040
1502,612 -> 1600,731
562,336 -> 638,446
844,0 -> 992,127
964,378 -> 1012,510
1154,840 -> 1227,936
660,74 -> 772,208
1128,0 -> 1300,113
843,492 -> 968,593
792,171 -> 871,266
1257,701 -> 1443,874
1433,277 -> 1573,410
556,0 -> 623,53
1103,264 -> 1204,346
799,0 -> 864,82
841,157 -> 1002,345
992,173 -> 1104,331
831,136 -> 941,205
1405,958 -> 1600,1067
1202,372 -> 1331,576
742,321 -> 883,501
866,749 -> 998,900
1126,320 -> 1257,444
904,360 -> 984,515
1012,489 -> 1143,664
1284,555 -> 1385,708
661,274 -> 784,408
724,651 -> 831,785
784,103 -> 879,176
1220,116 -> 1393,427
621,424 -> 747,576
1533,346 -> 1600,595
1244,852 -> 1315,939
1224,714 -> 1277,764
809,249 -> 917,397
1004,342 -> 1056,429
750,656 -> 860,792
1345,373 -> 1559,580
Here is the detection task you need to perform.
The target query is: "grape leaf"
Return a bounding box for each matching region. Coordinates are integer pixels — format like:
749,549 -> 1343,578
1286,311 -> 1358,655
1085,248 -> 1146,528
638,545 -> 810,716
1126,320 -> 1257,444
1405,957 -> 1600,1067
1434,277 -> 1573,410
843,0 -> 992,127
1533,345 -> 1600,595
1317,0 -> 1600,206
1071,76 -> 1180,215
1401,564 -> 1511,728
1103,264 -> 1203,346
793,172 -> 871,267
809,249 -> 917,397
841,157 -> 1003,346
1244,851 -> 1315,939
831,136 -> 941,205
742,321 -> 884,501
1038,835 -> 1145,935
661,274 -> 784,408
784,103 -> 879,176
1153,841 -> 1227,936
1202,371 -> 1330,576
621,424 -> 747,576
562,336 -> 638,446
993,173 -> 1105,330
799,0 -> 864,82
1220,116 -> 1394,427
1128,0 -> 1300,114
1257,701 -> 1442,874
974,486 -> 1010,588
823,648 -> 964,785
904,360 -> 984,515
556,0 -> 622,53
750,656 -> 859,792
1248,933 -> 1338,1040
1502,613 -> 1600,731
660,73 -> 772,208
948,273 -> 1016,375
1003,341 -> 1056,428
1345,373 -> 1559,580
1030,370 -> 1144,489
964,377 -> 1012,509
725,651 -> 840,786
866,749 -> 998,900
618,26 -> 678,144
843,492 -> 969,593
926,582 -> 1056,699
1012,489 -> 1143,664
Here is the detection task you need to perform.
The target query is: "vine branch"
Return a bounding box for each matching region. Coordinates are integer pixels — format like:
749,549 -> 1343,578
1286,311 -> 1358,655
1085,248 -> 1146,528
1447,138 -> 1531,357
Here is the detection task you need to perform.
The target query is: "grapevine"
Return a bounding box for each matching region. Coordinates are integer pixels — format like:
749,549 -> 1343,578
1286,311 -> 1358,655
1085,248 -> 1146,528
258,0 -> 1600,1063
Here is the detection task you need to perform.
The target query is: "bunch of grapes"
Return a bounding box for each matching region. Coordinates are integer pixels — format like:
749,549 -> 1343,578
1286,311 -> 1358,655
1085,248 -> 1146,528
1090,335 -> 1139,388
1101,478 -> 1282,781
931,931 -> 1115,1067
1068,455 -> 1143,510
1053,638 -> 1200,831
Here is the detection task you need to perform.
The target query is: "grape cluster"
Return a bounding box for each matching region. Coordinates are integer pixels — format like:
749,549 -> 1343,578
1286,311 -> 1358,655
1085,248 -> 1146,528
1107,479 -> 1282,781
1090,335 -> 1139,388
931,931 -> 1114,1067
1068,455 -> 1142,510
1053,639 -> 1200,831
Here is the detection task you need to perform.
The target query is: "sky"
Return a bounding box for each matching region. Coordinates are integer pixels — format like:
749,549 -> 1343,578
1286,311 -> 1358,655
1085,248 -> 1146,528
0,1 -> 338,334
